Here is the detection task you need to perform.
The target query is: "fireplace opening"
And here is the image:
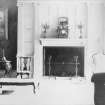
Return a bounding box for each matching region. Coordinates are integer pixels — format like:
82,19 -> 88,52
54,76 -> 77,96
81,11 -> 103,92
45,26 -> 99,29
43,47 -> 84,77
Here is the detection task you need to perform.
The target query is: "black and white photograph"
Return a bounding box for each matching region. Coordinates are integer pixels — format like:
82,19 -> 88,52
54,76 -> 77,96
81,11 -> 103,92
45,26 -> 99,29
0,0 -> 104,105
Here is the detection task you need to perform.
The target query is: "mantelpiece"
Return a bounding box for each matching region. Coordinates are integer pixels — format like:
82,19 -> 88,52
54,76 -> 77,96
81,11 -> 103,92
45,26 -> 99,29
40,38 -> 87,46
39,38 -> 87,80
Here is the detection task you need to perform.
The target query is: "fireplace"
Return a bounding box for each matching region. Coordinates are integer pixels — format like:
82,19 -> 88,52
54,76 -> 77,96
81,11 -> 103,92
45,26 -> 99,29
43,46 -> 84,77
40,39 -> 86,78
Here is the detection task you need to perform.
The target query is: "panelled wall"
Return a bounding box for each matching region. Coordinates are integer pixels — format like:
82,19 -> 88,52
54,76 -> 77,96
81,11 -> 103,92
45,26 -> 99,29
17,2 -> 34,56
17,0 -> 105,77
88,3 -> 104,53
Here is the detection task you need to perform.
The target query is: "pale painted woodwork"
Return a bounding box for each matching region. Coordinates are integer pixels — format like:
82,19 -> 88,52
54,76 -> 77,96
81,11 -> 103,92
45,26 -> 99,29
11,0 -> 105,104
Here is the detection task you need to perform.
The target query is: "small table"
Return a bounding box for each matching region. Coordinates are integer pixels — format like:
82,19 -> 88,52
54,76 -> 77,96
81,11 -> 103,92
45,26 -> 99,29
0,79 -> 35,93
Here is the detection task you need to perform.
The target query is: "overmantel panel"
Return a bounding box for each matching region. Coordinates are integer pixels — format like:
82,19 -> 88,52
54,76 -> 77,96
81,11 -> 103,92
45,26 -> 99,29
17,0 -> 34,56
17,0 -> 105,5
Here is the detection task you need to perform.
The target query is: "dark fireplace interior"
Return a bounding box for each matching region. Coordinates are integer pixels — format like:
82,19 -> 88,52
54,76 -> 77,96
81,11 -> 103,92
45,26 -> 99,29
43,46 -> 84,77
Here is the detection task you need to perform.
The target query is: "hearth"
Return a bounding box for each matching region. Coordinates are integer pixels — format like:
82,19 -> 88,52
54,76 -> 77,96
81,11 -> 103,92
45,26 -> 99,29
43,46 -> 84,77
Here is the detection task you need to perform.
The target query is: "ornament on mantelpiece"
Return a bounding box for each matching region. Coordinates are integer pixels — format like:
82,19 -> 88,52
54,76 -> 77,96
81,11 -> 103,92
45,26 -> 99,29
41,23 -> 50,38
77,22 -> 84,39
56,17 -> 69,38
73,56 -> 80,77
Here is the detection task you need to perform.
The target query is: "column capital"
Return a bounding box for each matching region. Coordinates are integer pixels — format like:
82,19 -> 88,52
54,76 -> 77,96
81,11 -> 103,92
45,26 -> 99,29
17,0 -> 35,7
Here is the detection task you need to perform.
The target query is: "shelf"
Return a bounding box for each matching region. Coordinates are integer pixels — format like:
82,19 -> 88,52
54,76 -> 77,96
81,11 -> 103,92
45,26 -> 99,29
0,78 -> 34,83
0,78 -> 35,93
40,38 -> 87,47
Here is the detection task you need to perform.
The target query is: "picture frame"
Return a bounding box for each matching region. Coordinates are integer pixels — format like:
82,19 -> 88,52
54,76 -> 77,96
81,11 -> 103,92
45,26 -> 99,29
0,8 -> 8,40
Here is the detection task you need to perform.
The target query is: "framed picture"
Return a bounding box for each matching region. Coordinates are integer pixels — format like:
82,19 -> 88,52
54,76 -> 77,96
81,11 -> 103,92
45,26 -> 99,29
0,8 -> 8,40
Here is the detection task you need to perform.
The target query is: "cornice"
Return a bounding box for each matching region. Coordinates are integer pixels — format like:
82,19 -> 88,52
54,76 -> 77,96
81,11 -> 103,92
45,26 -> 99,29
17,0 -> 105,3
17,0 -> 105,7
